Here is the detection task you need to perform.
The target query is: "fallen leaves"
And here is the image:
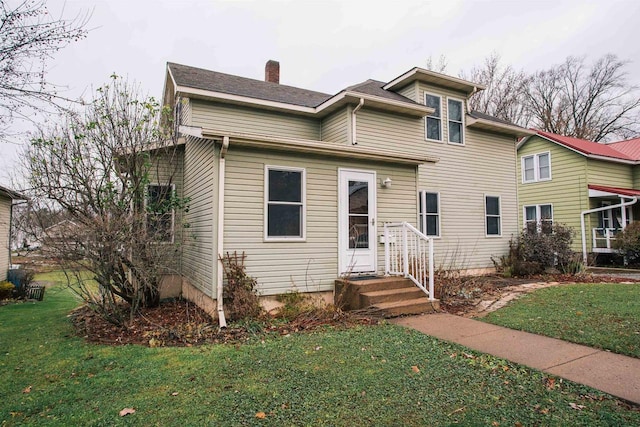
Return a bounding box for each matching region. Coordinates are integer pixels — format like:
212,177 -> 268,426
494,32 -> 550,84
22,385 -> 32,394
119,407 -> 135,416
255,411 -> 266,419
569,402 -> 586,410
411,365 -> 420,373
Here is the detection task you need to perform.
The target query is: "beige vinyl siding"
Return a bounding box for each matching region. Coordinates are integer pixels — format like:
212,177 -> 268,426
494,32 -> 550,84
321,109 -> 348,143
419,127 -> 518,269
223,146 -> 417,296
396,82 -> 417,101
182,137 -> 218,296
0,196 -> 10,281
355,108 -> 425,156
191,100 -> 320,140
587,159 -> 634,188
517,136 -> 589,252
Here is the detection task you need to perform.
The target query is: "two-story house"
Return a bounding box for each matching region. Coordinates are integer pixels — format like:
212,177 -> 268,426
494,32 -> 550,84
159,60 -> 532,320
517,131 -> 640,263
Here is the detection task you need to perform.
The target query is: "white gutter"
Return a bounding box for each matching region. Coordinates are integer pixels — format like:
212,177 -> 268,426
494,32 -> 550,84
351,98 -> 364,145
580,196 -> 638,264
216,136 -> 229,328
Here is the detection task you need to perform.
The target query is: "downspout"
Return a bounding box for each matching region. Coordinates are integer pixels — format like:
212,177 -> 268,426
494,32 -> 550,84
216,136 -> 229,328
580,196 -> 637,264
351,98 -> 364,145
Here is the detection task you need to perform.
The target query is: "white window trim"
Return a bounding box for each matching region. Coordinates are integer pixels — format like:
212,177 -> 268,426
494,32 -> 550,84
484,194 -> 502,237
145,183 -> 176,244
523,203 -> 554,233
264,165 -> 306,242
424,92 -> 443,143
446,97 -> 465,145
418,190 -> 441,238
521,151 -> 552,183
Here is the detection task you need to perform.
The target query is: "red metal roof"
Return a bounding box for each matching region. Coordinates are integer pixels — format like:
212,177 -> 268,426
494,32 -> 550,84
588,184 -> 640,197
607,137 -> 640,160
536,130 -> 636,161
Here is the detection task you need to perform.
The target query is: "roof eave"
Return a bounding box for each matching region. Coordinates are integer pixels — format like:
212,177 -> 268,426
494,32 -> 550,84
0,186 -> 27,200
466,116 -> 534,138
176,85 -> 434,118
195,127 -> 438,165
383,67 -> 486,95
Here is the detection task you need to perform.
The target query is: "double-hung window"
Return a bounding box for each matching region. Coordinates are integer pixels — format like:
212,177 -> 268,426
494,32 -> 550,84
522,152 -> 551,183
524,204 -> 553,234
485,195 -> 501,237
447,98 -> 464,144
265,166 -> 305,240
146,184 -> 175,243
418,191 -> 440,237
425,94 -> 442,141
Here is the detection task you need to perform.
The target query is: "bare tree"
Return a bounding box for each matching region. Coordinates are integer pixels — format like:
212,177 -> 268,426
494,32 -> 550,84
425,54 -> 449,74
22,75 -> 187,326
0,0 -> 89,137
525,55 -> 640,141
461,53 -> 532,126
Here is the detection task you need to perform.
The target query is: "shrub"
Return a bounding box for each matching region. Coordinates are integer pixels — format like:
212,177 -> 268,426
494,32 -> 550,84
613,222 -> 640,263
0,281 -> 15,300
493,223 -> 580,276
220,251 -> 263,321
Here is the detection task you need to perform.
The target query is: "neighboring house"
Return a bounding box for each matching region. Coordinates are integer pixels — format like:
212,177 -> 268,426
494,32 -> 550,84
0,186 -> 26,281
160,60 -> 532,315
517,131 -> 640,262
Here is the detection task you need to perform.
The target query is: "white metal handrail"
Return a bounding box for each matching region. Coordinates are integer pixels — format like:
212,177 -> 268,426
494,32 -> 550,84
384,222 -> 435,301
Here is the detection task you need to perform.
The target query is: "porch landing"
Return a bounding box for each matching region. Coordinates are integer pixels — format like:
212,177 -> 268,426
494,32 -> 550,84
335,276 -> 440,317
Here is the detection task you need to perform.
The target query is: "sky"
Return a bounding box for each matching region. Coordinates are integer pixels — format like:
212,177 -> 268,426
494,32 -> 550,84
1,0 -> 640,187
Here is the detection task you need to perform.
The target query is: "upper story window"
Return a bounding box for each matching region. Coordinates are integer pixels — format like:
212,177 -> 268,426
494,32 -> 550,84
522,152 -> 551,183
265,166 -> 306,241
524,204 -> 553,235
424,94 -> 442,141
447,98 -> 464,144
485,195 -> 501,237
418,191 -> 440,237
146,184 -> 175,243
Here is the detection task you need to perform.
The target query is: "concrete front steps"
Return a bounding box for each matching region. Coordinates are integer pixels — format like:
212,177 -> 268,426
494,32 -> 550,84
335,276 -> 440,317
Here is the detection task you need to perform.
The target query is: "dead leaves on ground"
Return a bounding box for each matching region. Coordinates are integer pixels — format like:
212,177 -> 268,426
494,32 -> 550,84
119,407 -> 135,416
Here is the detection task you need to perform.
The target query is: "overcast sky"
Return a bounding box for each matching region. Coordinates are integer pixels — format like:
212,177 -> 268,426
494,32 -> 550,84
2,0 -> 639,187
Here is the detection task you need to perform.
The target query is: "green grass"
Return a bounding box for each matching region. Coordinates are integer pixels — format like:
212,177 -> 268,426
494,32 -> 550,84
1,282 -> 639,426
483,283 -> 640,358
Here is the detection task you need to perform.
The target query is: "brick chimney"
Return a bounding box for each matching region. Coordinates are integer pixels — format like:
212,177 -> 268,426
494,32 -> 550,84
265,60 -> 280,84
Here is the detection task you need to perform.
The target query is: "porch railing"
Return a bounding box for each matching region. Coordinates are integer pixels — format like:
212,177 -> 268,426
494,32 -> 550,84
592,227 -> 622,251
384,222 -> 435,301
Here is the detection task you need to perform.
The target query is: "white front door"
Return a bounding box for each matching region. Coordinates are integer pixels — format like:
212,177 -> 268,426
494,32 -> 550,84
338,169 -> 377,274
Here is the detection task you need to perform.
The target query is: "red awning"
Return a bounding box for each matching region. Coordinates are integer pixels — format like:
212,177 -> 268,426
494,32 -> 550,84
588,184 -> 640,197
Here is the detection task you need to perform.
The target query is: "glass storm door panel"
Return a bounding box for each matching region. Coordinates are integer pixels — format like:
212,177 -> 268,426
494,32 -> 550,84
339,170 -> 376,274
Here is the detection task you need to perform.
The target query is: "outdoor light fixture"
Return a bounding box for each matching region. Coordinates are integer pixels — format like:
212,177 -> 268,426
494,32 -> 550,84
381,177 -> 392,188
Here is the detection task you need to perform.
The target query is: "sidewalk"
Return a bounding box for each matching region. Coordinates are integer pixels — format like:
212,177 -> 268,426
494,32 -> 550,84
392,313 -> 640,405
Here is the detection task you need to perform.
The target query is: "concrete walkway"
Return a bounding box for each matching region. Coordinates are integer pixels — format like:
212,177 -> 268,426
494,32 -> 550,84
392,313 -> 640,405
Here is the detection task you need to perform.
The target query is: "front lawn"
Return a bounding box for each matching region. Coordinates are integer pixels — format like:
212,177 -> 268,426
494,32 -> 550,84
483,283 -> 640,358
1,282 -> 638,426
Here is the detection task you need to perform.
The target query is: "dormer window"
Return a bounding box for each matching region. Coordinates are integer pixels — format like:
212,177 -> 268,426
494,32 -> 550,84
425,94 -> 442,141
447,98 -> 464,144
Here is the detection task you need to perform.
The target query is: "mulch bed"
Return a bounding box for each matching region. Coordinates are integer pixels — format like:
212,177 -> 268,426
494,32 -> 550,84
70,300 -> 379,347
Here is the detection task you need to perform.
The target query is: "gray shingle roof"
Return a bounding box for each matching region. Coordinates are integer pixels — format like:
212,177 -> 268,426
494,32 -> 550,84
468,110 -> 519,127
345,79 -> 424,105
168,62 -> 332,108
